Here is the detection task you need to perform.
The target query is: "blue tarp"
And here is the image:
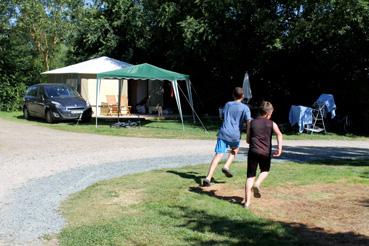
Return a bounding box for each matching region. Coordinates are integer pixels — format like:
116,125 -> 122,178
316,94 -> 336,118
289,105 -> 313,133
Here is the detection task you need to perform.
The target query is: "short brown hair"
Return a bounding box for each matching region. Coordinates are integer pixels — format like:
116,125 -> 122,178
259,101 -> 274,116
233,87 -> 244,99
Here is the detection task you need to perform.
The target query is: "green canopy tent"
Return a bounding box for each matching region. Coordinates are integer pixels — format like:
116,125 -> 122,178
96,63 -> 203,130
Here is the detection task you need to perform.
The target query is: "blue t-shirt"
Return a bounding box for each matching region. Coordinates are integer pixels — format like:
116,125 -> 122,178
217,101 -> 251,142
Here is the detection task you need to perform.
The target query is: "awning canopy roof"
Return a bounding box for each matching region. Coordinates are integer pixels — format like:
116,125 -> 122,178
42,56 -> 132,75
97,63 -> 189,81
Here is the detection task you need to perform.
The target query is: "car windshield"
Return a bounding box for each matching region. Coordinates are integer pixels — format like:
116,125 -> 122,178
44,85 -> 80,98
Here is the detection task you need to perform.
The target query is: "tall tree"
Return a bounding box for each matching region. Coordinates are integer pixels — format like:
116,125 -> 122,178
0,0 -> 82,111
14,0 -> 79,71
47,0 -> 369,133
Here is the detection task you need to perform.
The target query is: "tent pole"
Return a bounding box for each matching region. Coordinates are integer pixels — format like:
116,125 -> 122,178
172,80 -> 184,131
117,79 -> 121,122
186,79 -> 195,123
95,78 -> 101,128
177,82 -> 208,133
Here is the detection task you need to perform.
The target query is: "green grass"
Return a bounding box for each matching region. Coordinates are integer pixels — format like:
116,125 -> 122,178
0,111 -> 367,140
0,111 -> 219,139
58,160 -> 369,245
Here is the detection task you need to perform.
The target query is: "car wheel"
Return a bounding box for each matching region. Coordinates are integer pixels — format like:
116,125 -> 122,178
23,107 -> 30,120
45,110 -> 54,123
81,114 -> 92,123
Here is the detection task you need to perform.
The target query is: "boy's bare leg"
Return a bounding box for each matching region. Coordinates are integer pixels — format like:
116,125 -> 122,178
205,153 -> 224,181
223,148 -> 239,170
254,171 -> 269,188
245,177 -> 255,208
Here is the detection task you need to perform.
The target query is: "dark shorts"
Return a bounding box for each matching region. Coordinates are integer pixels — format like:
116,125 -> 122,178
247,151 -> 271,178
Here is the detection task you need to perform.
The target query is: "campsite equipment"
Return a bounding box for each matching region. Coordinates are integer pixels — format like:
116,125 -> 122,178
289,94 -> 336,134
305,94 -> 336,134
97,63 -> 206,131
242,72 -> 252,103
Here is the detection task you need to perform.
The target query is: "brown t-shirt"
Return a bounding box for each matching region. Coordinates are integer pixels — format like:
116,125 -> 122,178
249,117 -> 273,157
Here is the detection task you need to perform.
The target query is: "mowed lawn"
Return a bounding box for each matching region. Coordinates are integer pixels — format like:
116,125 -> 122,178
0,111 -> 366,140
57,160 -> 369,246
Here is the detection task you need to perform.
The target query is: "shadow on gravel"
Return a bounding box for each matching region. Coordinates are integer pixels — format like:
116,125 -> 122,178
239,146 -> 369,165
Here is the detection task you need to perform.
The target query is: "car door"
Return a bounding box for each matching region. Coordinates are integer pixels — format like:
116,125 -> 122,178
24,85 -> 38,116
33,85 -> 47,118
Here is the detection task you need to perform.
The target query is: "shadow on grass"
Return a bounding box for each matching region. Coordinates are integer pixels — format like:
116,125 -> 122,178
358,199 -> 369,208
279,221 -> 369,246
166,170 -> 225,185
239,146 -> 369,166
189,186 -> 244,205
159,205 -> 369,245
160,205 -> 296,245
360,171 -> 369,179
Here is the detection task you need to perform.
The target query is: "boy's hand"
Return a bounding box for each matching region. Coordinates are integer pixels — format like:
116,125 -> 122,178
272,148 -> 282,157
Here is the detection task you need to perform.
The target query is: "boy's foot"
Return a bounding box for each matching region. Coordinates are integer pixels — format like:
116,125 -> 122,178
222,167 -> 233,178
202,178 -> 211,187
252,185 -> 261,198
244,203 -> 250,209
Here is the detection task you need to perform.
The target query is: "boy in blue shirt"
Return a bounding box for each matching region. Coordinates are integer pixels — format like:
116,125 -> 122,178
202,87 -> 251,186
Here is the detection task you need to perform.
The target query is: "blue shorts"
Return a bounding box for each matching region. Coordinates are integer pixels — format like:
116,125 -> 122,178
214,138 -> 240,154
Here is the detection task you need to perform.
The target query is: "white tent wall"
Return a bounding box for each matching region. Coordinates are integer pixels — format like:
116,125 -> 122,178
99,79 -> 127,101
82,77 -> 128,105
80,78 -> 90,101
93,79 -> 128,116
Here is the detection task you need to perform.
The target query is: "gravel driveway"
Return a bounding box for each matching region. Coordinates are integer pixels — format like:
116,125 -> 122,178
0,118 -> 368,245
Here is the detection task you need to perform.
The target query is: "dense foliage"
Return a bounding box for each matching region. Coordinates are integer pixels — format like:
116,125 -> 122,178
1,0 -> 368,133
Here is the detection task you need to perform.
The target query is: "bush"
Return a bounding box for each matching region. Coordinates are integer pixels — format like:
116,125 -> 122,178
0,75 -> 26,111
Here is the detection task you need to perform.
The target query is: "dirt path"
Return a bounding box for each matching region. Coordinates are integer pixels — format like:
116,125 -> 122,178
201,183 -> 369,245
0,118 -> 369,245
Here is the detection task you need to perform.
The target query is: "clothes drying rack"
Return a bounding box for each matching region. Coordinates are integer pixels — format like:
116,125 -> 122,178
305,102 -> 326,134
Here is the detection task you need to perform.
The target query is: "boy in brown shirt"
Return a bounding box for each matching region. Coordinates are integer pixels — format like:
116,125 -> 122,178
243,101 -> 283,208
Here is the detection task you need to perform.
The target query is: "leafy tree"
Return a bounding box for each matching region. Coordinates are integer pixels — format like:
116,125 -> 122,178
2,0 -> 369,133
13,0 -> 77,71
0,0 -> 81,111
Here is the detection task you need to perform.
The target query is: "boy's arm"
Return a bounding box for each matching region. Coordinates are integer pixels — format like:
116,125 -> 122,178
272,122 -> 283,157
246,120 -> 251,144
244,107 -> 252,144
